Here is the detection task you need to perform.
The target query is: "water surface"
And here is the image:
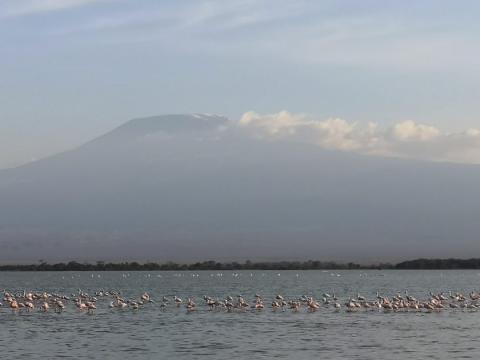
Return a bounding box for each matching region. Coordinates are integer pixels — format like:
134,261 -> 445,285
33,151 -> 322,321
1,270 -> 479,359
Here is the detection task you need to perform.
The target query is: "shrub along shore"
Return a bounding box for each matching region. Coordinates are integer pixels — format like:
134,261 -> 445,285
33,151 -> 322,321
1,258 -> 480,271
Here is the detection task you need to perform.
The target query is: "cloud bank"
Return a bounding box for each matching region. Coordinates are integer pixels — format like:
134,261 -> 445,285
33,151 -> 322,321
239,111 -> 480,164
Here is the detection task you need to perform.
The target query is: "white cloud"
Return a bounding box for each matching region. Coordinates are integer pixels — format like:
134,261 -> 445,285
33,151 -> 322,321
391,120 -> 440,142
239,111 -> 480,164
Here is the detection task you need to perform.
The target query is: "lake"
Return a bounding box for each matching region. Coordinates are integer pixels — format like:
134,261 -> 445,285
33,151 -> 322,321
1,270 -> 479,359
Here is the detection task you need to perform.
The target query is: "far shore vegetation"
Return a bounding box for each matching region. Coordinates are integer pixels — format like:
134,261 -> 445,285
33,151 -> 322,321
1,258 -> 480,271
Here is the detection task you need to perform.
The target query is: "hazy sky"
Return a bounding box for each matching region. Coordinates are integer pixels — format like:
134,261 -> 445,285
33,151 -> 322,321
1,0 -> 480,168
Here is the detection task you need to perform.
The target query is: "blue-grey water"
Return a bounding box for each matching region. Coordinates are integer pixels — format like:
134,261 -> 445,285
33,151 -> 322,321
1,270 -> 480,359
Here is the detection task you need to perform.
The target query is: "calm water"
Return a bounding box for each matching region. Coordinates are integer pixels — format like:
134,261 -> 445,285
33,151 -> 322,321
1,270 -> 480,359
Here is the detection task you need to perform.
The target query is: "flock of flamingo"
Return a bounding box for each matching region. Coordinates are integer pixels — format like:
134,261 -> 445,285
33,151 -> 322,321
2,289 -> 480,314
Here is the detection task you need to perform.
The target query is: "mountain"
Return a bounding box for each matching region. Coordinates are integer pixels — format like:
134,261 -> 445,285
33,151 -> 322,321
0,114 -> 479,262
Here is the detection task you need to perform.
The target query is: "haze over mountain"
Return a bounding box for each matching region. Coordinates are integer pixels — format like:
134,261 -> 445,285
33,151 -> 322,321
0,114 -> 479,263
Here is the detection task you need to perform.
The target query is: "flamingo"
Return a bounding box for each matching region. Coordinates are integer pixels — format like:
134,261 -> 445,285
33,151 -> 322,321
10,300 -> 19,310
186,298 -> 196,311
174,296 -> 183,307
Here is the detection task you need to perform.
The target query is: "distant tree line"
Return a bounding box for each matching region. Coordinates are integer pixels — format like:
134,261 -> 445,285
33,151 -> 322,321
394,258 -> 480,270
0,258 -> 480,271
0,260 -> 376,271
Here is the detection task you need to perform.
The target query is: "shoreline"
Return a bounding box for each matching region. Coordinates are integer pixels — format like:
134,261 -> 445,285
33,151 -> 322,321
1,258 -> 480,271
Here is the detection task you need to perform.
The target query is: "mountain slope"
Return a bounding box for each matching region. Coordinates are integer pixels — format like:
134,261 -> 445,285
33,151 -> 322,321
0,114 -> 479,262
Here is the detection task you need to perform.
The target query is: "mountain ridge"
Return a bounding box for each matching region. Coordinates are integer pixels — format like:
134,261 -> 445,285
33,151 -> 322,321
88,113 -> 229,144
0,114 -> 479,262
